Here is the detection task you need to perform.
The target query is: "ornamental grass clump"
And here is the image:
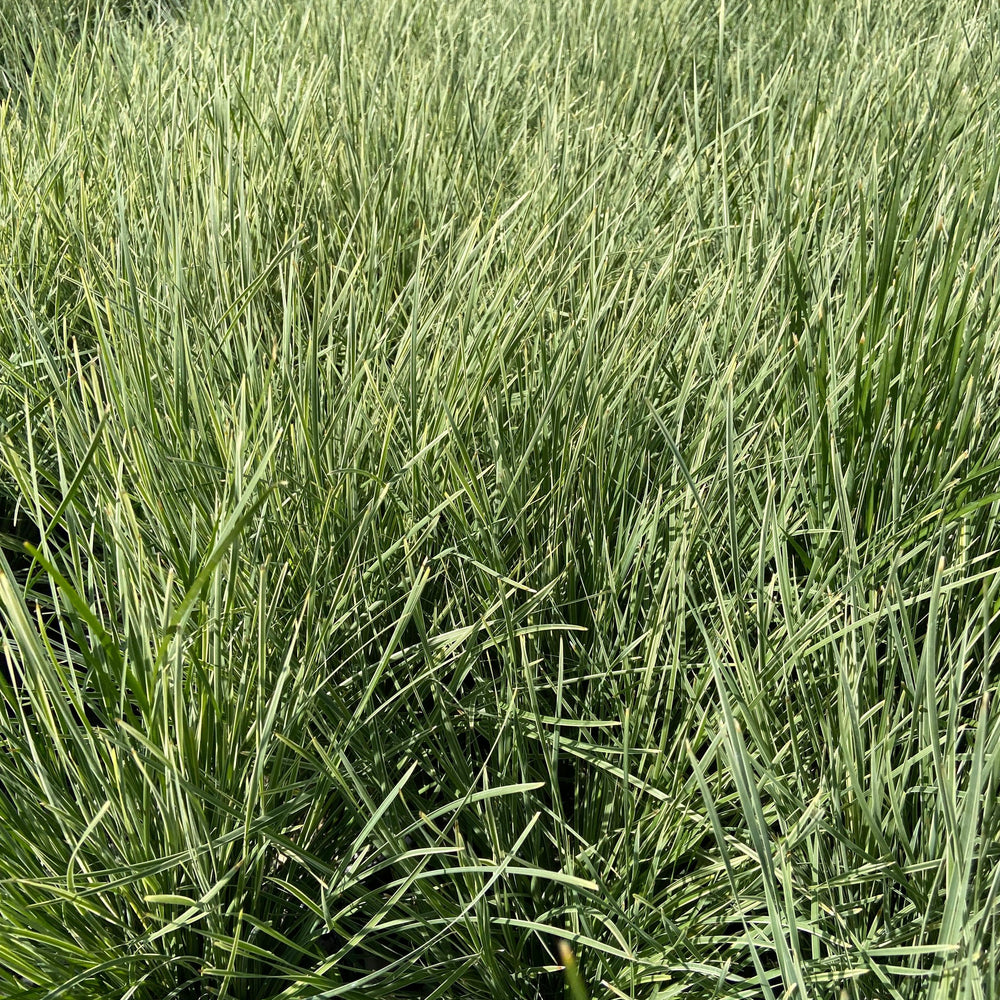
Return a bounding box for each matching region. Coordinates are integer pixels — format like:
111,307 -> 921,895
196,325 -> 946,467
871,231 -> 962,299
2,0 -> 1000,997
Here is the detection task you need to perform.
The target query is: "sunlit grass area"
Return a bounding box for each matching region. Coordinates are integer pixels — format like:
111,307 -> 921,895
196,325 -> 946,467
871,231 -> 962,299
2,0 -> 1000,997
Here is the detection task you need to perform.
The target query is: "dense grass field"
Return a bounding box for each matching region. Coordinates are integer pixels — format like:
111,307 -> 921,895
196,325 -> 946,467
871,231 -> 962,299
2,0 -> 1000,996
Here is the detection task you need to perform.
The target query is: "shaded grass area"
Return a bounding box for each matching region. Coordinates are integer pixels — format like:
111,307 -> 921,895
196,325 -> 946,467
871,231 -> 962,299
2,0 -> 1000,996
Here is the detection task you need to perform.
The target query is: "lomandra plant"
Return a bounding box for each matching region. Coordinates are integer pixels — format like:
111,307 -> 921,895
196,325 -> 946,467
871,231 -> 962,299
2,0 -> 1000,997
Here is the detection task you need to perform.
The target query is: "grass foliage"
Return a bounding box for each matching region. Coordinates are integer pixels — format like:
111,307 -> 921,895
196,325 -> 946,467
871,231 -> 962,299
3,0 -> 1000,996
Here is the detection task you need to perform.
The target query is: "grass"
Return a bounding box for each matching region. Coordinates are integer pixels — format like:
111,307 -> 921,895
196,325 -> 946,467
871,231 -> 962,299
1,0 -> 1000,996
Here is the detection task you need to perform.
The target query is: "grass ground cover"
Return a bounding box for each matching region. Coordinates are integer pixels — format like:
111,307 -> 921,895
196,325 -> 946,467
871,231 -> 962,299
2,0 -> 1000,996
